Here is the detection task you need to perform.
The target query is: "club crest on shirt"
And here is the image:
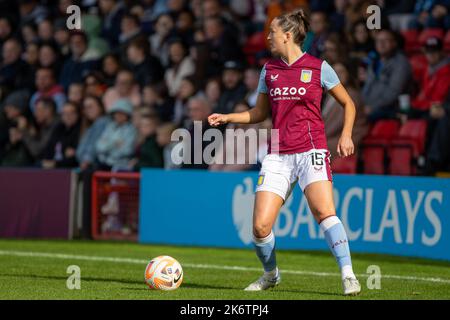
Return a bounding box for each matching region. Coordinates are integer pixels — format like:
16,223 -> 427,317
300,70 -> 312,83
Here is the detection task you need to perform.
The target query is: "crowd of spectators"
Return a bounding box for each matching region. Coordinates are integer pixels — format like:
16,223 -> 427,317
0,0 -> 449,176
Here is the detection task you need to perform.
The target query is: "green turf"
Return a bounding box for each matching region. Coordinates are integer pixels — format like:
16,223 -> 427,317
0,239 -> 449,300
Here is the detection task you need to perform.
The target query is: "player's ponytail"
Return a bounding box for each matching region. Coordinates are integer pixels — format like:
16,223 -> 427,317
277,9 -> 310,48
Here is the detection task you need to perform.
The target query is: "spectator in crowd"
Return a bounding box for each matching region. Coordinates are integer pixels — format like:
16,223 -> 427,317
59,30 -> 99,91
99,0 -> 125,47
345,0 -> 371,28
411,37 -> 450,116
243,67 -> 260,108
202,16 -> 244,77
67,82 -> 85,106
18,0 -> 49,26
0,90 -> 33,166
164,38 -> 195,97
30,67 -> 66,114
348,19 -> 375,60
204,77 -> 222,111
37,18 -> 54,42
308,11 -> 330,58
103,69 -> 141,111
130,114 -> 164,170
53,19 -> 70,58
173,75 -> 198,127
117,13 -> 145,62
362,29 -> 412,122
216,61 -> 247,114
425,92 -> 450,175
0,16 -> 14,53
410,0 -> 450,30
181,95 -> 213,169
209,101 -> 259,172
94,99 -> 137,170
131,104 -> 151,130
175,9 -> 196,46
20,97 -> 60,163
156,122 -> 180,169
0,38 -> 34,99
202,0 -> 241,39
21,21 -> 38,46
322,62 -> 368,159
149,13 -> 176,68
126,38 -> 164,88
141,82 -> 174,123
83,71 -> 108,98
101,53 -> 122,87
23,41 -> 39,71
321,32 -> 349,65
76,95 -> 109,170
38,41 -> 62,76
41,101 -> 80,169
329,0 -> 348,33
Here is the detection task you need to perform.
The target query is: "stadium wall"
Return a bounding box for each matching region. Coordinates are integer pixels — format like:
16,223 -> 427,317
139,169 -> 450,261
0,169 -> 74,239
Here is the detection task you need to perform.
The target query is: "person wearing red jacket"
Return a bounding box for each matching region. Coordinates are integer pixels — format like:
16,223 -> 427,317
412,37 -> 450,113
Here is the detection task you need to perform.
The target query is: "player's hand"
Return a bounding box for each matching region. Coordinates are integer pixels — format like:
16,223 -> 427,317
337,135 -> 354,157
208,113 -> 229,127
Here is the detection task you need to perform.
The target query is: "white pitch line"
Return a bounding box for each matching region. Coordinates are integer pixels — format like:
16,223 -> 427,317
0,250 -> 449,285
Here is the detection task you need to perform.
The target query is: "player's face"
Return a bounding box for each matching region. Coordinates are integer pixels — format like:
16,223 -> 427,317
267,19 -> 286,56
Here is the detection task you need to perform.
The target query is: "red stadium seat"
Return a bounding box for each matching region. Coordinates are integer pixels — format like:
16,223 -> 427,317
401,30 -> 420,55
388,120 -> 428,175
419,28 -> 445,44
388,147 -> 414,175
409,54 -> 428,82
331,154 -> 357,174
360,120 -> 401,174
243,31 -> 267,65
365,119 -> 401,140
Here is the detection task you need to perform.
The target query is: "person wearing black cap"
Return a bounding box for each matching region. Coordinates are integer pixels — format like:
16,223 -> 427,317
215,60 -> 248,114
411,36 -> 450,114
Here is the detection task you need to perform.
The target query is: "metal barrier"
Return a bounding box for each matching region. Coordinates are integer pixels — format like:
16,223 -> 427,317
91,171 -> 140,241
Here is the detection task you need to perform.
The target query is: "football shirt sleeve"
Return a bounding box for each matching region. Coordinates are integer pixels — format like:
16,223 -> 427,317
257,65 -> 268,94
321,61 -> 340,90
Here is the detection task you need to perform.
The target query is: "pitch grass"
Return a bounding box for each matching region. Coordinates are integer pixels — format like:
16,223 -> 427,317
0,239 -> 449,300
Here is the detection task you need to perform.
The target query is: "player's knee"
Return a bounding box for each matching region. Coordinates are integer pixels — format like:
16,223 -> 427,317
253,223 -> 272,239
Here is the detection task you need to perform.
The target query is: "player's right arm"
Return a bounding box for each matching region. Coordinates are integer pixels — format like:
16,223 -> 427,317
208,93 -> 270,126
209,64 -> 270,127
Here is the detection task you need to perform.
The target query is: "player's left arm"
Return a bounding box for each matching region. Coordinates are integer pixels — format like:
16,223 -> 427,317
328,84 -> 356,157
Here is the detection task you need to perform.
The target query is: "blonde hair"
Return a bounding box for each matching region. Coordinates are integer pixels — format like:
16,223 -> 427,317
276,9 -> 310,47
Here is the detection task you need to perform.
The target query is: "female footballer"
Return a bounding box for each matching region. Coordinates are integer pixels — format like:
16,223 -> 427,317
208,9 -> 361,296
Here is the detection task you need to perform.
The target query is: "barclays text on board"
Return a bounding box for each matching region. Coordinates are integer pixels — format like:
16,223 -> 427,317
139,170 -> 450,261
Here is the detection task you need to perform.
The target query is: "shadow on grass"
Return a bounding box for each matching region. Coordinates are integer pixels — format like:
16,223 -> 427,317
1,273 -> 143,286
122,283 -> 235,291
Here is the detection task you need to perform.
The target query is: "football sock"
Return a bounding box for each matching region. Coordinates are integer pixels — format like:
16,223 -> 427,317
254,231 -> 277,275
319,216 -> 356,280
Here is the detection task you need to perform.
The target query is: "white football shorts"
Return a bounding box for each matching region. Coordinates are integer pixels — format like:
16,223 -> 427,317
255,148 -> 333,201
